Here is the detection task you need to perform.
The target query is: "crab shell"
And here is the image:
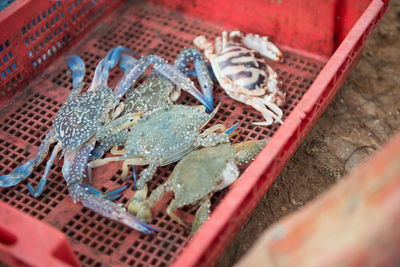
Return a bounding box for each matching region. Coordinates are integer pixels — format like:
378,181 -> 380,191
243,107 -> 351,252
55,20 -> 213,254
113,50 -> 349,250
120,104 -> 218,164
122,74 -> 177,115
54,85 -> 114,154
168,143 -> 238,211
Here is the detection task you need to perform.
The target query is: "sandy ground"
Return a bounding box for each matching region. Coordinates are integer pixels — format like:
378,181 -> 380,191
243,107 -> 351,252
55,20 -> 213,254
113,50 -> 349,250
218,1 -> 400,266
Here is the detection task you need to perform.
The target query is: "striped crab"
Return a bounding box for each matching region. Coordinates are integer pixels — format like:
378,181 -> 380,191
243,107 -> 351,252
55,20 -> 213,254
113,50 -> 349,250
194,30 -> 286,126
128,140 -> 267,234
0,46 -> 213,234
88,104 -> 234,194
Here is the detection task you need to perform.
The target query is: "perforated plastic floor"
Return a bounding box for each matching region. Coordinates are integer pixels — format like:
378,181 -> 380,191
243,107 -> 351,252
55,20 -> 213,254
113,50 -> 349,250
0,2 -> 324,266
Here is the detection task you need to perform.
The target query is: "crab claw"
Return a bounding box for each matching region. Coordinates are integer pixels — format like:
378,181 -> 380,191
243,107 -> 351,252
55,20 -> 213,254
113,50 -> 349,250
114,54 -> 214,112
90,46 -> 138,91
67,55 -> 85,90
0,160 -> 34,188
82,193 -> 158,235
118,55 -> 138,73
242,33 -> 283,62
174,47 -> 214,109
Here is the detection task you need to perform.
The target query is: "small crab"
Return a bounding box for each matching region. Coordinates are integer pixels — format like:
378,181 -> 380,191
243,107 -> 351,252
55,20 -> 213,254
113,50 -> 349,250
128,140 -> 267,234
88,104 -> 233,192
194,30 -> 286,126
0,46 -> 212,234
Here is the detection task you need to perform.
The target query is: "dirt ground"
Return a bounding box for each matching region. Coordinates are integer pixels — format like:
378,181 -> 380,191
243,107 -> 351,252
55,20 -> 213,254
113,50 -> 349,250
218,1 -> 400,266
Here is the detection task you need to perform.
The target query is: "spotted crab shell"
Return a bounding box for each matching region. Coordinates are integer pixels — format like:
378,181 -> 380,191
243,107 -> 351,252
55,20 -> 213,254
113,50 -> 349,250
122,105 -> 213,163
122,74 -> 174,115
54,86 -> 114,154
168,144 -> 235,210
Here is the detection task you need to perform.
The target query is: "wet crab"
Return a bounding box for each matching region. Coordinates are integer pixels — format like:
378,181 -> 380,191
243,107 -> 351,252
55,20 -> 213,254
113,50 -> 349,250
194,30 -> 286,126
88,104 -> 235,193
0,46 -> 213,234
128,140 -> 267,234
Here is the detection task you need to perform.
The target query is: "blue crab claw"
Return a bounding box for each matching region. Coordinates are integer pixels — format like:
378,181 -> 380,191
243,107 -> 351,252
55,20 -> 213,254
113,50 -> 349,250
91,46 -> 138,90
105,46 -> 138,66
174,48 -> 214,109
81,192 -> 158,235
225,122 -> 240,135
0,160 -> 34,188
83,183 -> 127,201
67,55 -> 85,89
186,65 -> 216,79
27,178 -> 47,198
114,55 -> 214,112
118,55 -> 137,73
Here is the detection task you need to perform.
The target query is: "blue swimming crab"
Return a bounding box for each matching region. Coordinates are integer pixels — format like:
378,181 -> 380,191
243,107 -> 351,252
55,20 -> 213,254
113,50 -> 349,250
92,47 -> 214,159
88,104 -> 234,193
0,46 -> 213,234
128,140 -> 267,234
194,30 -> 286,126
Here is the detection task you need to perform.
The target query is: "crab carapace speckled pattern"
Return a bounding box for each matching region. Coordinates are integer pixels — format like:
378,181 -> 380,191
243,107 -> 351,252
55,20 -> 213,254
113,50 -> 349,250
194,30 -> 286,126
94,48 -> 214,156
128,140 -> 267,234
88,104 -> 231,195
0,45 -> 214,234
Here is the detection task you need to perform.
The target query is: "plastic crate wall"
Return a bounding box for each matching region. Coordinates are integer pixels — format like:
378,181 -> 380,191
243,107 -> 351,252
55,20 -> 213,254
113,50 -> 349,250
0,0 -> 123,99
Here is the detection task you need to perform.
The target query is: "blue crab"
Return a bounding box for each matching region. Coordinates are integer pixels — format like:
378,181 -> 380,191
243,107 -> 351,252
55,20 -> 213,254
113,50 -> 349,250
128,140 -> 267,234
0,46 -> 213,234
93,47 -> 214,159
194,30 -> 286,126
88,104 -> 235,193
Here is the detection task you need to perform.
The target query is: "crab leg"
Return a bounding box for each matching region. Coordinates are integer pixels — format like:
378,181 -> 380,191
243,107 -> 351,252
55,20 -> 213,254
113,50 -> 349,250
64,139 -> 157,234
0,130 -> 57,188
192,198 -> 212,234
242,32 -> 283,62
89,46 -> 137,92
167,200 -> 190,229
113,54 -> 213,112
28,142 -> 62,197
174,48 -> 214,108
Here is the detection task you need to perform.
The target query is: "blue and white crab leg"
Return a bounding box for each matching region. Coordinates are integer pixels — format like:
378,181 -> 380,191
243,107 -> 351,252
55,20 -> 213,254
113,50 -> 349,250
114,55 -> 213,112
89,46 -> 137,92
28,142 -> 62,197
66,55 -> 86,99
64,138 -> 157,234
0,130 -> 57,188
174,48 -> 214,107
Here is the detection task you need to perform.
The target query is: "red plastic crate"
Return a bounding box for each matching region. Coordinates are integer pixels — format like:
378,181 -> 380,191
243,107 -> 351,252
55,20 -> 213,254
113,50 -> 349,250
0,0 -> 388,266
